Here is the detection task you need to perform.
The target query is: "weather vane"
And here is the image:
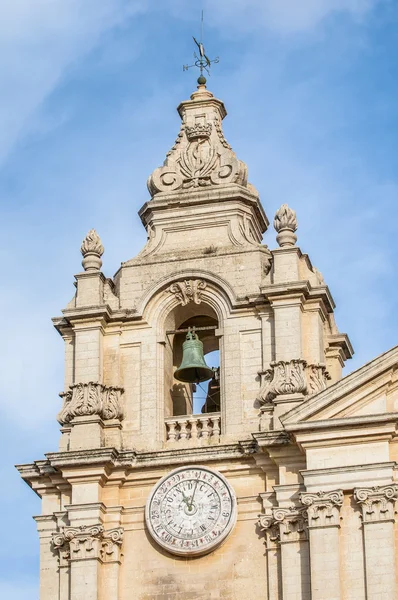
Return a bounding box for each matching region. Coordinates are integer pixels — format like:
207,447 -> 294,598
183,11 -> 219,85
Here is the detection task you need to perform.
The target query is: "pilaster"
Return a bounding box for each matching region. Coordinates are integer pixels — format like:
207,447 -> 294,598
259,505 -> 310,600
300,490 -> 344,600
354,484 -> 398,600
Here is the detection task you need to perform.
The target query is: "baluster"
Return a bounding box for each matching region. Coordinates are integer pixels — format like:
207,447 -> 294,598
179,420 -> 189,440
167,421 -> 178,442
200,417 -> 210,438
212,415 -> 221,437
190,418 -> 198,440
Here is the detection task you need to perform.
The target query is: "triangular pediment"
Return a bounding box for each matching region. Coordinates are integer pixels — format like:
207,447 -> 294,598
281,345 -> 398,426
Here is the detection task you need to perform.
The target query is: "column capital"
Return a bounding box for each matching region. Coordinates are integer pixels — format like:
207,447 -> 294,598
300,489 -> 343,528
259,506 -> 308,544
354,484 -> 398,523
52,525 -> 124,564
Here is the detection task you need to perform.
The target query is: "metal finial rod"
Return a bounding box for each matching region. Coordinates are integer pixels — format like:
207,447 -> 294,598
183,10 -> 219,85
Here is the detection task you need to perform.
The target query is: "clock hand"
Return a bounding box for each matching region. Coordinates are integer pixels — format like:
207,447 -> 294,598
178,489 -> 190,506
188,478 -> 200,510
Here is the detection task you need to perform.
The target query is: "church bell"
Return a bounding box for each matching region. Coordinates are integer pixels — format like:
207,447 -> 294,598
174,328 -> 214,383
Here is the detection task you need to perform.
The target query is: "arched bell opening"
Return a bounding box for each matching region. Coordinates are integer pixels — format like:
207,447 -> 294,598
163,303 -> 221,418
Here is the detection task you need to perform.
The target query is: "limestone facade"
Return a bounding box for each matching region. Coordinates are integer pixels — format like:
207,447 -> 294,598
18,82 -> 398,600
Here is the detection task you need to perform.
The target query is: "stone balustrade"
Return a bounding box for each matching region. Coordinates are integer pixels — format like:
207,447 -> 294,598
165,413 -> 221,442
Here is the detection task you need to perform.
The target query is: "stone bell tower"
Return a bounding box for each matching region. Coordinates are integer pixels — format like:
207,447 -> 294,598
20,80 -> 398,600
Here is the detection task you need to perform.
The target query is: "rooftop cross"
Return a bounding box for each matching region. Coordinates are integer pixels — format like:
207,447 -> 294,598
183,11 -> 219,86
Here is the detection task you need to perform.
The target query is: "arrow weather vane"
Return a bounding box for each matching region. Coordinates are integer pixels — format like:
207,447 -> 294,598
183,11 -> 219,84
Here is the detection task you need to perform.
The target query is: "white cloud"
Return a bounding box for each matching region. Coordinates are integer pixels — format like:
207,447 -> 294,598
0,0 -> 147,165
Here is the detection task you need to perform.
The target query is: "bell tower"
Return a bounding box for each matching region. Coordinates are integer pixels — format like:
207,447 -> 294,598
18,79 -> 358,600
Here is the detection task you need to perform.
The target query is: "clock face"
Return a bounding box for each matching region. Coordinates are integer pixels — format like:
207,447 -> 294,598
145,465 -> 237,556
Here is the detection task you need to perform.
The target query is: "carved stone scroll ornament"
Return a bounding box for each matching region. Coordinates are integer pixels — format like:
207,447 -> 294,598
300,490 -> 344,528
81,229 -> 104,272
257,360 -> 306,405
354,485 -> 398,523
168,279 -> 207,306
257,360 -> 330,406
52,526 -> 123,563
274,204 -> 298,248
57,382 -> 124,425
259,506 -> 308,544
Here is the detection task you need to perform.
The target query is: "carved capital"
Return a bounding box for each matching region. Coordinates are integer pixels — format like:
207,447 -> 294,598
52,526 -> 124,563
258,514 -> 280,547
81,229 -> 104,271
354,485 -> 398,523
168,279 -> 207,306
100,528 -> 124,563
257,361 -> 330,406
259,506 -> 308,544
57,382 -> 124,425
300,490 -> 344,528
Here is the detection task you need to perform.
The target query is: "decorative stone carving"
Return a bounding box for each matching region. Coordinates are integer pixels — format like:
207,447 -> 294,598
81,229 -> 104,271
168,279 -> 207,306
257,360 -> 330,405
274,204 -> 297,247
258,515 -> 280,546
57,382 -> 124,425
257,360 -> 307,405
259,507 -> 308,543
100,528 -> 124,563
300,490 -> 344,528
52,526 -> 124,563
148,88 -> 248,195
307,364 -> 331,394
354,485 -> 398,523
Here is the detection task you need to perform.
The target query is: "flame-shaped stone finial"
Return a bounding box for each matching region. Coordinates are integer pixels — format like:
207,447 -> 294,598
274,204 -> 297,247
80,229 -> 104,271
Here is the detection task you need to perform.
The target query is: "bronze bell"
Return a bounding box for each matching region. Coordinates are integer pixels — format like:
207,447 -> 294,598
174,328 -> 214,383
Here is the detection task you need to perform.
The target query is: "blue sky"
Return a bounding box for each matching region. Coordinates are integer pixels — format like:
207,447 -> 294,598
1,0 -> 397,596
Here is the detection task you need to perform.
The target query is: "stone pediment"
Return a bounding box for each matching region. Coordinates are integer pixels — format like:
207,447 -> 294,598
281,345 -> 398,426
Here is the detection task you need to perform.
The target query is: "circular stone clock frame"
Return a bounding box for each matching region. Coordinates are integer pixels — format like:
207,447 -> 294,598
145,465 -> 237,557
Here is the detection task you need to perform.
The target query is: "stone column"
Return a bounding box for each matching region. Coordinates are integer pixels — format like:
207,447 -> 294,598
354,485 -> 398,600
260,506 -> 310,600
99,528 -> 124,600
35,516 -> 60,600
52,525 -> 123,600
300,490 -> 344,600
258,515 -> 282,600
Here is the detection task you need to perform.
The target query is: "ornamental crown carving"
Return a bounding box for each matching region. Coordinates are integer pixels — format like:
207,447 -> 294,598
147,86 -> 250,195
186,122 -> 212,141
57,382 -> 124,425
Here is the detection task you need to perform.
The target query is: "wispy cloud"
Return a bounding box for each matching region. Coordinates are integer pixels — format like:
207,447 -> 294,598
0,0 -> 148,165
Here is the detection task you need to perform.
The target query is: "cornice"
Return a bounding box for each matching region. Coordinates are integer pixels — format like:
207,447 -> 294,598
261,280 -> 335,313
283,412 -> 398,433
281,344 -> 398,426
